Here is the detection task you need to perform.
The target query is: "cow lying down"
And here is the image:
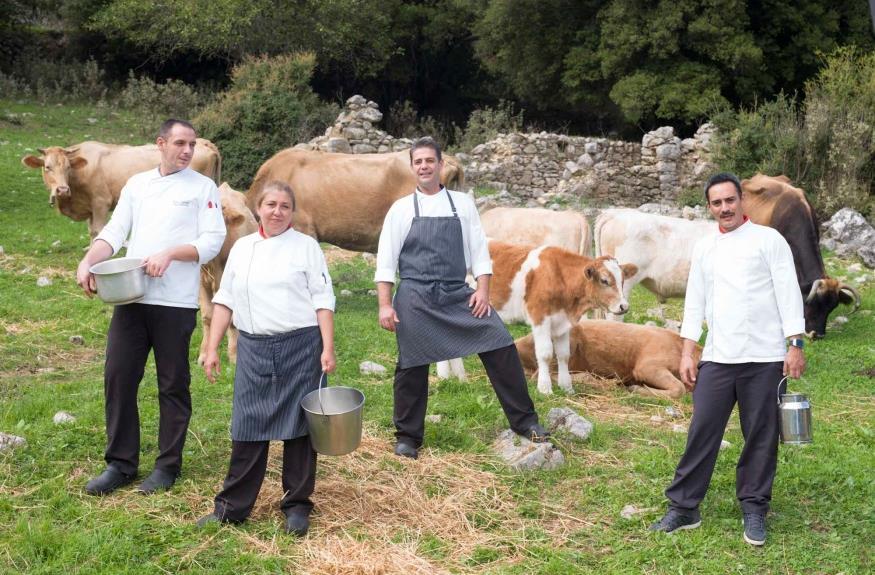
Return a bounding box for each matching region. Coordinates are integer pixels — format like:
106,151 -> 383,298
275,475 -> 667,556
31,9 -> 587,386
515,320 -> 702,399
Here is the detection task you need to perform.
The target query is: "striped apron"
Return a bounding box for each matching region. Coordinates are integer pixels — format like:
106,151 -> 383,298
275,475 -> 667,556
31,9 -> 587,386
393,191 -> 512,368
231,325 -> 323,441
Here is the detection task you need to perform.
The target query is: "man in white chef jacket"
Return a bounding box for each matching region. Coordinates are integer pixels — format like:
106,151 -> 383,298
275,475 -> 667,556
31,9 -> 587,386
76,119 -> 226,496
650,172 -> 806,546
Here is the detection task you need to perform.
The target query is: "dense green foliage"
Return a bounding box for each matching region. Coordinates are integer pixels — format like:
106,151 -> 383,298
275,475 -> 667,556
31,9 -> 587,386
193,53 -> 339,189
3,1 -> 872,133
711,47 -> 875,218
1,102 -> 873,574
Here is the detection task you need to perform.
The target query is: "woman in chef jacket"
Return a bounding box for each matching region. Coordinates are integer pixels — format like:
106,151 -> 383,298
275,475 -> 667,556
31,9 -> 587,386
199,180 -> 336,536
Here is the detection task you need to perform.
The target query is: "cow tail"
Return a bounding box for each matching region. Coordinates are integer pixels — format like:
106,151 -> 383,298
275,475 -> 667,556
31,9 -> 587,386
593,212 -> 607,258
214,151 -> 222,185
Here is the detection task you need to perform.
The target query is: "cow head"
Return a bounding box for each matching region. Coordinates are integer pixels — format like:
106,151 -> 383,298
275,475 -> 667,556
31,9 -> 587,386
21,147 -> 88,206
804,278 -> 861,339
585,257 -> 638,315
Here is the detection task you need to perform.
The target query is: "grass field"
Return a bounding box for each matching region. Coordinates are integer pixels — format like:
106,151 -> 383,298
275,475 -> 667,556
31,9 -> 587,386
1,100 -> 873,574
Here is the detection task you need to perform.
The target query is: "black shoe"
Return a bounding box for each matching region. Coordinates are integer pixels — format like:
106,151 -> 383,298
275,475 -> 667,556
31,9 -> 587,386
394,442 -> 419,459
138,468 -> 178,494
742,512 -> 767,546
649,508 -> 701,533
522,423 -> 550,443
285,510 -> 310,536
196,513 -> 220,528
85,466 -> 136,496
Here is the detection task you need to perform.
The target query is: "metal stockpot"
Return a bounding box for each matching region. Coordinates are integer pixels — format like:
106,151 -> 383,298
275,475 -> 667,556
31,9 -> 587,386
778,377 -> 812,444
89,257 -> 146,305
301,373 -> 365,456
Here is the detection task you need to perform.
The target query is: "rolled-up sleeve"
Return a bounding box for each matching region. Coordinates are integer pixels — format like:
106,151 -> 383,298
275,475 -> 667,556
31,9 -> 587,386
190,183 -> 226,264
466,200 -> 493,278
374,204 -> 402,283
308,240 -> 336,311
680,242 -> 706,343
768,234 -> 806,337
95,184 -> 133,254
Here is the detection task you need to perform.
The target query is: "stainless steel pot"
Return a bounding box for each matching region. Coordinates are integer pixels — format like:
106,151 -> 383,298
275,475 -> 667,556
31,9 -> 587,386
89,257 -> 146,305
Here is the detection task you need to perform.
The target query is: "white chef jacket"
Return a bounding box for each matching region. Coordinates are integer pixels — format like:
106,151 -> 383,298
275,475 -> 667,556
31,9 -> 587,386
96,167 -> 226,308
680,220 -> 805,363
213,228 -> 335,335
374,188 -> 492,283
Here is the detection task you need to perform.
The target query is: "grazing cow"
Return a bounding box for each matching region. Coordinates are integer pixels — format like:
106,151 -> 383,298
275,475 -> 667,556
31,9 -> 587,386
22,139 -> 222,240
197,182 -> 258,366
741,173 -> 860,338
438,241 -> 636,394
515,321 -> 702,399
594,209 -> 714,319
481,207 -> 591,254
245,148 -> 464,252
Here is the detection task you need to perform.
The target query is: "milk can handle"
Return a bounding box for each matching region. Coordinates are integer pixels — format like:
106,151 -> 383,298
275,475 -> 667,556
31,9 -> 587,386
776,376 -> 788,406
317,371 -> 327,415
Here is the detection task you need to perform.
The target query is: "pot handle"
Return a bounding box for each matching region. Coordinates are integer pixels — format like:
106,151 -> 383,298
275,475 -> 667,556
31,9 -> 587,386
776,376 -> 788,406
317,371 -> 327,415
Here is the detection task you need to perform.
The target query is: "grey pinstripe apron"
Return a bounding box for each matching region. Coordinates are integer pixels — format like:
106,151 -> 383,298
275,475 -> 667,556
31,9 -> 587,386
231,326 -> 322,441
394,191 -> 512,368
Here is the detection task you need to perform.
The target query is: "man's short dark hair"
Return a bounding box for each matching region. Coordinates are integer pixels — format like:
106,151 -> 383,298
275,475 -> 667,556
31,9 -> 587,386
158,118 -> 196,140
409,136 -> 442,163
704,172 -> 742,202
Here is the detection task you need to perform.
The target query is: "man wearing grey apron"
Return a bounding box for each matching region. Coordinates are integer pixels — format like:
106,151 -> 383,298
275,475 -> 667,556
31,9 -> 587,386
375,137 -> 547,460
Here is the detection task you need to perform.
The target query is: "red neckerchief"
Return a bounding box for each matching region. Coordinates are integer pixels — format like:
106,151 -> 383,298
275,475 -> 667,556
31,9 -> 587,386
719,215 -> 749,234
258,224 -> 292,238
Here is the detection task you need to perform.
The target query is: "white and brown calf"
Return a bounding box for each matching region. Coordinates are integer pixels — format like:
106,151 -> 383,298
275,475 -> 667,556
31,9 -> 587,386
197,183 -> 258,366
438,241 -> 636,394
516,320 -> 702,399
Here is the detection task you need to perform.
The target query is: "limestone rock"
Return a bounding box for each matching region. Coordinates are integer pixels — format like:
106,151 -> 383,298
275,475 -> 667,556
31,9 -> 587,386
340,289 -> 353,296
820,208 -> 875,268
664,406 -> 681,419
425,414 -> 442,424
671,424 -> 687,433
620,504 -> 648,519
719,439 -> 732,450
493,429 -> 564,471
0,432 -> 26,451
68,335 -> 85,345
546,407 -> 593,440
359,360 -> 387,375
325,138 -> 352,154
37,276 -> 52,287
53,411 -> 76,424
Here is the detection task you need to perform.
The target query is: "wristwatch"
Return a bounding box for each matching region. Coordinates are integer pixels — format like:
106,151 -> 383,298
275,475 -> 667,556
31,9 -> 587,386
788,337 -> 805,349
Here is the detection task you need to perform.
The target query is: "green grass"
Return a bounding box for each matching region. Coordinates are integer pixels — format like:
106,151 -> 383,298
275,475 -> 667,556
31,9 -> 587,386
1,100 -> 873,574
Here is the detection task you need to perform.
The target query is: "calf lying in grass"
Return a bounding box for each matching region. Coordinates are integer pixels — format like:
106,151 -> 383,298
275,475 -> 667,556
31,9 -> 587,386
515,320 -> 702,399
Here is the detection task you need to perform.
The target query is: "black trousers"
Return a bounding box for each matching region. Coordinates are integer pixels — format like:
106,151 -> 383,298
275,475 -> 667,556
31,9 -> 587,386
393,344 -> 540,448
213,438 -> 317,522
665,361 -> 785,515
103,303 -> 197,477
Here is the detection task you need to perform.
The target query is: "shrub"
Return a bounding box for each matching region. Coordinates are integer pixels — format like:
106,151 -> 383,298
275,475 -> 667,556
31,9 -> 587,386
676,186 -> 704,208
453,100 -> 524,152
194,53 -> 338,189
1,48 -> 109,102
710,46 -> 875,219
118,72 -> 204,135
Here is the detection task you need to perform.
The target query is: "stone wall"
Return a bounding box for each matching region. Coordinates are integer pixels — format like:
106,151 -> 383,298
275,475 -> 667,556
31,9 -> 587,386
461,124 -> 716,207
294,94 -> 716,207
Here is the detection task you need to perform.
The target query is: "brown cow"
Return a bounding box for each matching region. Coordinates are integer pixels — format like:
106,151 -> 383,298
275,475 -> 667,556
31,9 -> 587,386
438,241 -> 637,394
742,173 -> 860,338
516,320 -> 702,399
197,182 -> 258,366
22,139 -> 222,240
245,149 -> 464,252
481,207 -> 591,254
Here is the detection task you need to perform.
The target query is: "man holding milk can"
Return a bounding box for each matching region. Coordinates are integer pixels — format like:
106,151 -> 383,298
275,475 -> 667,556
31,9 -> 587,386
650,172 -> 806,546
